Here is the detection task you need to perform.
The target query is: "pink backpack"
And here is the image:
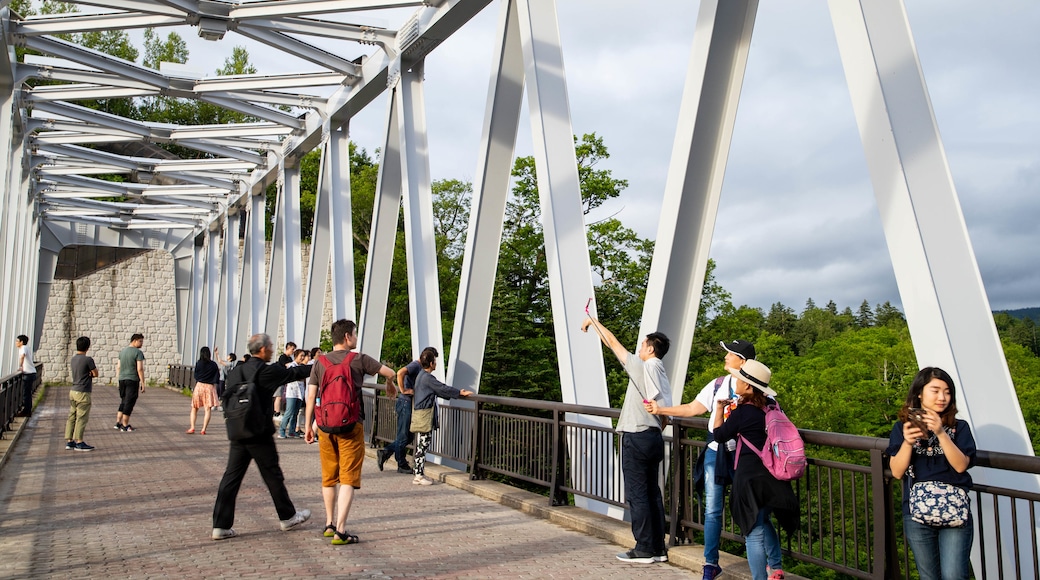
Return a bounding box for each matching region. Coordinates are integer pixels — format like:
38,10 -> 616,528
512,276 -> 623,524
735,402 -> 807,481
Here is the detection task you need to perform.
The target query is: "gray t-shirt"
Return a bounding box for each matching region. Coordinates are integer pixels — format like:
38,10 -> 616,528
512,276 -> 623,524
400,360 -> 422,403
615,353 -> 671,433
71,353 -> 96,393
118,346 -> 145,381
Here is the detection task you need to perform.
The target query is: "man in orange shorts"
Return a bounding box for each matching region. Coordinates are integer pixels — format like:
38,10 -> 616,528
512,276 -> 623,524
305,319 -> 397,545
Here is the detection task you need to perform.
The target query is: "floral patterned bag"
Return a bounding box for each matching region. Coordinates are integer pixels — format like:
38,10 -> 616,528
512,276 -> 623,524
908,481 -> 970,527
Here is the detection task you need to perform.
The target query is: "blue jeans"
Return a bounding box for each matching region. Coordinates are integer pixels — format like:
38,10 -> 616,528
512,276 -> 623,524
622,429 -> 667,555
904,514 -> 973,580
703,446 -> 781,569
279,398 -> 302,436
383,397 -> 413,468
745,508 -> 781,580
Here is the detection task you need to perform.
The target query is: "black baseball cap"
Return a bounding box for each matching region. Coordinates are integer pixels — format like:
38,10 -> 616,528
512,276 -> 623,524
720,340 -> 756,360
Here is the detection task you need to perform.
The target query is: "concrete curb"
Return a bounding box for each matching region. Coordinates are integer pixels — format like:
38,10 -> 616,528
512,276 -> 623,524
371,448 -> 808,580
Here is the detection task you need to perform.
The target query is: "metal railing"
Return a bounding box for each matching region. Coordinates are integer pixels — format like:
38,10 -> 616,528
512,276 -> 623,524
1,364 -> 44,439
168,365 -> 1040,578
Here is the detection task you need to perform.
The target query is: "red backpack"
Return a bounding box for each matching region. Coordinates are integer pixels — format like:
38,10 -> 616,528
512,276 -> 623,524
315,353 -> 362,434
735,402 -> 807,481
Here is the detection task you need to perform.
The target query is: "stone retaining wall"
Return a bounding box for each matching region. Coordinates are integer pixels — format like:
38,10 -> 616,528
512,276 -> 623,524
37,244 -> 334,384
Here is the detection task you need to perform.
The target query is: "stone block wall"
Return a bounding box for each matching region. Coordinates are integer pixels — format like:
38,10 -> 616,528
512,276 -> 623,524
37,243 -> 335,384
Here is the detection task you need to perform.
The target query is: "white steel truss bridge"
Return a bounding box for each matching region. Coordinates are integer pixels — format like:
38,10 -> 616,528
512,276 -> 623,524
0,1 -> 1036,574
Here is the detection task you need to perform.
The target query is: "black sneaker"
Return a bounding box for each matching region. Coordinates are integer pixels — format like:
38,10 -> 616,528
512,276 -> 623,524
653,550 -> 668,562
123,425 -> 136,432
376,449 -> 389,471
396,466 -> 413,474
616,549 -> 655,564
65,441 -> 75,451
114,423 -> 121,430
74,442 -> 95,451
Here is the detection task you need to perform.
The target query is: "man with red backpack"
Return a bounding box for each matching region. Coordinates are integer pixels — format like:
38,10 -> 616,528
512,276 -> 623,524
304,319 -> 397,546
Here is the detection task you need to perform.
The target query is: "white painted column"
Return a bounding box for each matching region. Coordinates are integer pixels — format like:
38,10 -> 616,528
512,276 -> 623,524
328,128 -> 356,323
516,0 -> 607,407
398,62 -> 445,370
190,236 -> 205,359
202,225 -> 221,350
357,92 -> 403,360
446,0 -> 525,391
281,163 -> 304,344
219,209 -> 240,353
640,0 -> 759,402
303,139 -> 333,346
829,2 -> 1040,576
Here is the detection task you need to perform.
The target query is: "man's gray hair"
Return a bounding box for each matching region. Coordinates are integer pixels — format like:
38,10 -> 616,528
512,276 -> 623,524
247,333 -> 272,355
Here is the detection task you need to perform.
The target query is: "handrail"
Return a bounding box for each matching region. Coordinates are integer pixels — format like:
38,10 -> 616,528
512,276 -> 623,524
168,364 -> 1040,578
1,363 -> 44,439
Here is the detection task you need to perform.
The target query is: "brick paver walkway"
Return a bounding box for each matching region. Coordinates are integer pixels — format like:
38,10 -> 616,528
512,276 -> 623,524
0,383 -> 692,579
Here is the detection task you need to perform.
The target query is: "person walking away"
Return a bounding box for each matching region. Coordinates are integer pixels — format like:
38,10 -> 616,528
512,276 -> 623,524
887,367 -> 976,580
712,360 -> 799,580
115,333 -> 145,432
378,348 -> 436,473
581,316 -> 672,564
188,346 -> 220,434
66,336 -> 98,451
279,349 -> 309,438
409,349 -> 473,485
646,339 -> 784,579
14,334 -> 36,417
211,333 -> 313,540
304,319 -> 398,545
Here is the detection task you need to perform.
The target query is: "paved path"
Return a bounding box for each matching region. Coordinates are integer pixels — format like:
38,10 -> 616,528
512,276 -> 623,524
0,382 -> 694,579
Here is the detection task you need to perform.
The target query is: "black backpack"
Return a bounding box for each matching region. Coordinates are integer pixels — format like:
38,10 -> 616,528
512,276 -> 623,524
222,363 -> 265,441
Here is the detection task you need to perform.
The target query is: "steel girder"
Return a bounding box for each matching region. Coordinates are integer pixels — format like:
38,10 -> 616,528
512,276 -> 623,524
828,2 -> 1039,575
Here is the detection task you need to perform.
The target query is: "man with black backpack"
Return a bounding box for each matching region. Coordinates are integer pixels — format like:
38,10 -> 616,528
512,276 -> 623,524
304,319 -> 397,546
211,333 -> 313,541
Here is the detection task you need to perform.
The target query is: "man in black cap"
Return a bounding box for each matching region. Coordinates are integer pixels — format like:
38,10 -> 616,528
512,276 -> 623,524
646,340 -> 784,580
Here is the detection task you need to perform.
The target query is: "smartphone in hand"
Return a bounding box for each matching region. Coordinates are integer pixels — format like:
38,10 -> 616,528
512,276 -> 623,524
907,408 -> 930,434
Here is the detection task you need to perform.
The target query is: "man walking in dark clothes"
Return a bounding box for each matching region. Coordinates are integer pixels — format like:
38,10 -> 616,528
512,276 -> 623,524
211,333 -> 313,540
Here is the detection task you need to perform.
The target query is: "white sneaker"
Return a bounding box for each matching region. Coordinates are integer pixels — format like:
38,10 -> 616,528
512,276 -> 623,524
412,475 -> 434,486
279,509 -> 311,531
212,528 -> 237,540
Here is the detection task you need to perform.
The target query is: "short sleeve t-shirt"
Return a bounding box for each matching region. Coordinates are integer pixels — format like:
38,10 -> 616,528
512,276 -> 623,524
400,360 -> 422,402
71,354 -> 96,393
19,344 -> 35,374
694,375 -> 739,450
118,346 -> 145,381
308,350 -> 384,389
615,353 -> 670,434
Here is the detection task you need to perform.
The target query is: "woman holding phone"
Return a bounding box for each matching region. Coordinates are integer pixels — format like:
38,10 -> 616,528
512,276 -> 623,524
887,367 -> 977,580
410,349 -> 473,486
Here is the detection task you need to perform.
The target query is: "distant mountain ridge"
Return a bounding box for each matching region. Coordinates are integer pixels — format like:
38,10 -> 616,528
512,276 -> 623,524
996,307 -> 1040,322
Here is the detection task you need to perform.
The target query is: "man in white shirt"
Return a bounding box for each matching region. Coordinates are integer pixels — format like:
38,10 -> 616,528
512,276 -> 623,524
646,340 -> 784,580
14,335 -> 36,417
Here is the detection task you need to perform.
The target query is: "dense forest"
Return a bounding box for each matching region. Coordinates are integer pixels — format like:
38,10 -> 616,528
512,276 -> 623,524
21,0 -> 1039,454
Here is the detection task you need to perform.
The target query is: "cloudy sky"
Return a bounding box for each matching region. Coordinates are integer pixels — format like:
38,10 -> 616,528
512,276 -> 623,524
175,0 -> 1039,313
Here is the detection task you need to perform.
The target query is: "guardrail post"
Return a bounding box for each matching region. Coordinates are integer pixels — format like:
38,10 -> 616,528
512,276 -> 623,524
549,408 -> 567,506
870,448 -> 898,579
667,425 -> 685,546
468,399 -> 484,480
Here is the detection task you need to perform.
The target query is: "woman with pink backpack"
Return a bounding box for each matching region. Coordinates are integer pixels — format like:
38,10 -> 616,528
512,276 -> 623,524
712,360 -> 800,580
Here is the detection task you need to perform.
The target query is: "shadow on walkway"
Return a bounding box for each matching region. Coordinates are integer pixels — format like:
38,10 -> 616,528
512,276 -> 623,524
0,382 -> 694,579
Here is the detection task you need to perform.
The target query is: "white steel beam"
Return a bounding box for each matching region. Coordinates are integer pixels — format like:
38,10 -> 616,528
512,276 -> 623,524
302,140 -> 333,347
357,92 -> 402,360
829,3 -> 1040,576
245,189 -> 266,338
202,226 -> 221,350
397,63 -> 444,369
328,128 -> 356,322
230,0 -> 426,20
281,163 -> 304,344
218,210 -> 240,353
190,236 -> 205,359
0,49 -> 16,370
264,178 -> 286,339
14,12 -> 182,35
640,0 -> 759,404
234,25 -> 361,76
446,0 -> 524,390
516,0 -> 606,408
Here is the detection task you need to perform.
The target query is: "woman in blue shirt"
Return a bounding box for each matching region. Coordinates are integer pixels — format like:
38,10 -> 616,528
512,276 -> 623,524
887,367 -> 977,580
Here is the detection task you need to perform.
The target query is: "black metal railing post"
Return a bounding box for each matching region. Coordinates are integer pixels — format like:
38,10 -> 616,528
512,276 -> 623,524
667,425 -> 685,547
469,399 -> 484,480
870,448 -> 895,580
549,408 -> 567,506
368,388 -> 380,447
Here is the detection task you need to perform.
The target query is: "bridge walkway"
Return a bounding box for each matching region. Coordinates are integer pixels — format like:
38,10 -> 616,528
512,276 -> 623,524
0,382 -> 702,579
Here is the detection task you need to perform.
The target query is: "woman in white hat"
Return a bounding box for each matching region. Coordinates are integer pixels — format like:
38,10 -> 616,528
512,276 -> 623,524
712,360 -> 799,580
